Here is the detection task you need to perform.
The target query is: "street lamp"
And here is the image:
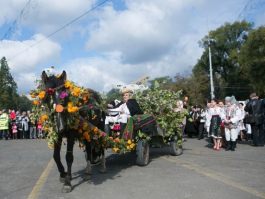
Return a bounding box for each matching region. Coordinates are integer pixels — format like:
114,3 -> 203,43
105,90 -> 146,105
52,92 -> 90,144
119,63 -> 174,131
208,38 -> 215,100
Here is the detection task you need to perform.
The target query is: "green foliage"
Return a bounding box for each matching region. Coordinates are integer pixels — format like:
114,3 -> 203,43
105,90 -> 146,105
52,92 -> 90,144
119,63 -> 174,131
0,57 -> 18,109
17,95 -> 32,111
105,88 -> 121,103
135,82 -> 188,143
193,21 -> 253,99
239,26 -> 265,95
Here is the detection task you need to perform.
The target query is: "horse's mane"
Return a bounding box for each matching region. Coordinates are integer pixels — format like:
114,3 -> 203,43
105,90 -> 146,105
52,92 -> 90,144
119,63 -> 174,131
86,88 -> 102,105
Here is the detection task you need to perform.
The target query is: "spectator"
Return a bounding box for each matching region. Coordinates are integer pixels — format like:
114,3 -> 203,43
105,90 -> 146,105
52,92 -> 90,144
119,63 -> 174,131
197,105 -> 206,140
206,99 -> 225,151
21,111 -> 30,139
16,111 -> 22,139
224,96 -> 241,151
0,109 -> 10,140
12,121 -> 18,139
244,93 -> 264,147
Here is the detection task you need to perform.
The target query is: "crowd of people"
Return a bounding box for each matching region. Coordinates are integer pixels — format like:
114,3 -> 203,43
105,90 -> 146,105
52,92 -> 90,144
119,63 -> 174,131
1,91 -> 264,152
0,109 -> 44,140
182,92 -> 265,150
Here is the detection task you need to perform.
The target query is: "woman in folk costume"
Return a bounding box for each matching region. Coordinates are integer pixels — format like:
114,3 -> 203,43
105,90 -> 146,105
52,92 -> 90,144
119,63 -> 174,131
206,99 -> 225,150
224,96 -> 241,151
105,88 -> 143,137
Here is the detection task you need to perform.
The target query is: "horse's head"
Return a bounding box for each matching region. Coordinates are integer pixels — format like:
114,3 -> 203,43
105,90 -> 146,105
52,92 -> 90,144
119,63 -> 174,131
41,70 -> 68,133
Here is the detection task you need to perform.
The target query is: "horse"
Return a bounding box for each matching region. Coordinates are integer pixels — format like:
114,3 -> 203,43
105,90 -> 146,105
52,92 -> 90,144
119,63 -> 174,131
40,70 -> 106,192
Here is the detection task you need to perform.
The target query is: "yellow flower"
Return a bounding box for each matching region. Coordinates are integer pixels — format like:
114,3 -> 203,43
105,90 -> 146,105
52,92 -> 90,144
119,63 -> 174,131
127,139 -> 132,145
127,145 -> 131,150
72,87 -> 81,97
64,80 -> 72,89
68,102 -> 73,107
130,143 -> 136,149
68,106 -> 79,113
38,91 -> 46,99
112,147 -> 119,153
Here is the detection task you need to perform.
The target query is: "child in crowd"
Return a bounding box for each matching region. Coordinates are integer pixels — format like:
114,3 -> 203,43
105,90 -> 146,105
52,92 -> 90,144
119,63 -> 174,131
12,122 -> 18,139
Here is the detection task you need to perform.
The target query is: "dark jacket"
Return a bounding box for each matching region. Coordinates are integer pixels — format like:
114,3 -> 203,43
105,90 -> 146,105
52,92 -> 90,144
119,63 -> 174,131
126,99 -> 143,116
244,99 -> 265,125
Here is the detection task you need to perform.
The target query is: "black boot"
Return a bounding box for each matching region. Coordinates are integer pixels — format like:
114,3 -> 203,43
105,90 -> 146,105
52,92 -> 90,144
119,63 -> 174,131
226,141 -> 231,151
231,141 -> 236,151
104,124 -> 111,136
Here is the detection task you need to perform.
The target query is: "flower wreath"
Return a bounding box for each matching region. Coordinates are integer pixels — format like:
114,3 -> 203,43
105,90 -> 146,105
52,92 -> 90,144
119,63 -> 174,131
31,77 -> 136,153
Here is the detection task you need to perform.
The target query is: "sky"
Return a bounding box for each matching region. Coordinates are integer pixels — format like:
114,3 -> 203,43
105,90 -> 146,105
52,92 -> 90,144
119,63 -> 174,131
0,0 -> 264,94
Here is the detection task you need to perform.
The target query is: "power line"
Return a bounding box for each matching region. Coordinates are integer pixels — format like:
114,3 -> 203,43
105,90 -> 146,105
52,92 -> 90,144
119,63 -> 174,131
1,0 -> 34,40
7,0 -> 111,62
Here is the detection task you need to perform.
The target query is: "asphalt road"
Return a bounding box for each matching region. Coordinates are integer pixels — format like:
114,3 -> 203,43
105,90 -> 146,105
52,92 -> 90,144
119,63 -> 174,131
0,138 -> 264,199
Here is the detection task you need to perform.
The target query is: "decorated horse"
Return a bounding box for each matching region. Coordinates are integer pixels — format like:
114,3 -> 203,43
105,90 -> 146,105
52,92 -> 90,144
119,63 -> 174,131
31,70 -> 107,192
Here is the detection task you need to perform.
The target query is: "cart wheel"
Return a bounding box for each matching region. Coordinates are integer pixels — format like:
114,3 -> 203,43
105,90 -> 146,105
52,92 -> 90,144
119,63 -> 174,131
136,140 -> 149,166
170,140 -> 183,156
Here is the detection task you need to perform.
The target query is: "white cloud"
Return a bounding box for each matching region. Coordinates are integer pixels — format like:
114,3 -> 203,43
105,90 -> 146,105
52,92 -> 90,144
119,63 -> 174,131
2,0 -> 264,95
15,72 -> 38,94
0,34 -> 61,72
0,34 -> 61,92
0,0 -> 95,36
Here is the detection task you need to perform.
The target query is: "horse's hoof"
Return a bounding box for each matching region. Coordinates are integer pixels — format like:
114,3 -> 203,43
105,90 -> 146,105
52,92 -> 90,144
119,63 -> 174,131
62,185 -> 72,193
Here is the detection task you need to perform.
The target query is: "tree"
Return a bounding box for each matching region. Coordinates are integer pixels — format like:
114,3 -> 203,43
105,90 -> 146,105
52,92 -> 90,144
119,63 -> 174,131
0,57 -> 18,109
193,21 -> 253,100
17,94 -> 32,111
239,26 -> 265,96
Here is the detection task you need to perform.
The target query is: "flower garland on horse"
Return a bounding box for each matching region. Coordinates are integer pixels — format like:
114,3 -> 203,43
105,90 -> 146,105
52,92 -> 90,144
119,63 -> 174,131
30,74 -> 136,153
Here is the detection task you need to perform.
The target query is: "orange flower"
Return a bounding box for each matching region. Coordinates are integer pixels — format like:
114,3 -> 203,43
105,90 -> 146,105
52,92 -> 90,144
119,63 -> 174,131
55,104 -> 64,113
93,127 -> 99,134
32,100 -> 40,105
40,114 -> 48,123
114,138 -> 120,143
30,92 -> 37,98
38,91 -> 46,99
83,131 -> 91,142
82,92 -> 90,102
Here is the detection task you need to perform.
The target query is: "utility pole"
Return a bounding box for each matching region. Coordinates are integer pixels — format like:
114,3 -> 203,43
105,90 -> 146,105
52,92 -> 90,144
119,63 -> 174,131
208,38 -> 215,99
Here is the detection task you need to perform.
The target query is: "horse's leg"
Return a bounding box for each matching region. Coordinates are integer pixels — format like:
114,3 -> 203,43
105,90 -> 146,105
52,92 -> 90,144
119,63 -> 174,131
62,136 -> 74,193
84,141 -> 92,178
53,136 -> 66,183
99,148 -> 106,173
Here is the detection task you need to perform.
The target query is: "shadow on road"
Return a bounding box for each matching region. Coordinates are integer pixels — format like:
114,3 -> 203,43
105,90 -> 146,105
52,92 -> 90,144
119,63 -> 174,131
70,145 -> 183,189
